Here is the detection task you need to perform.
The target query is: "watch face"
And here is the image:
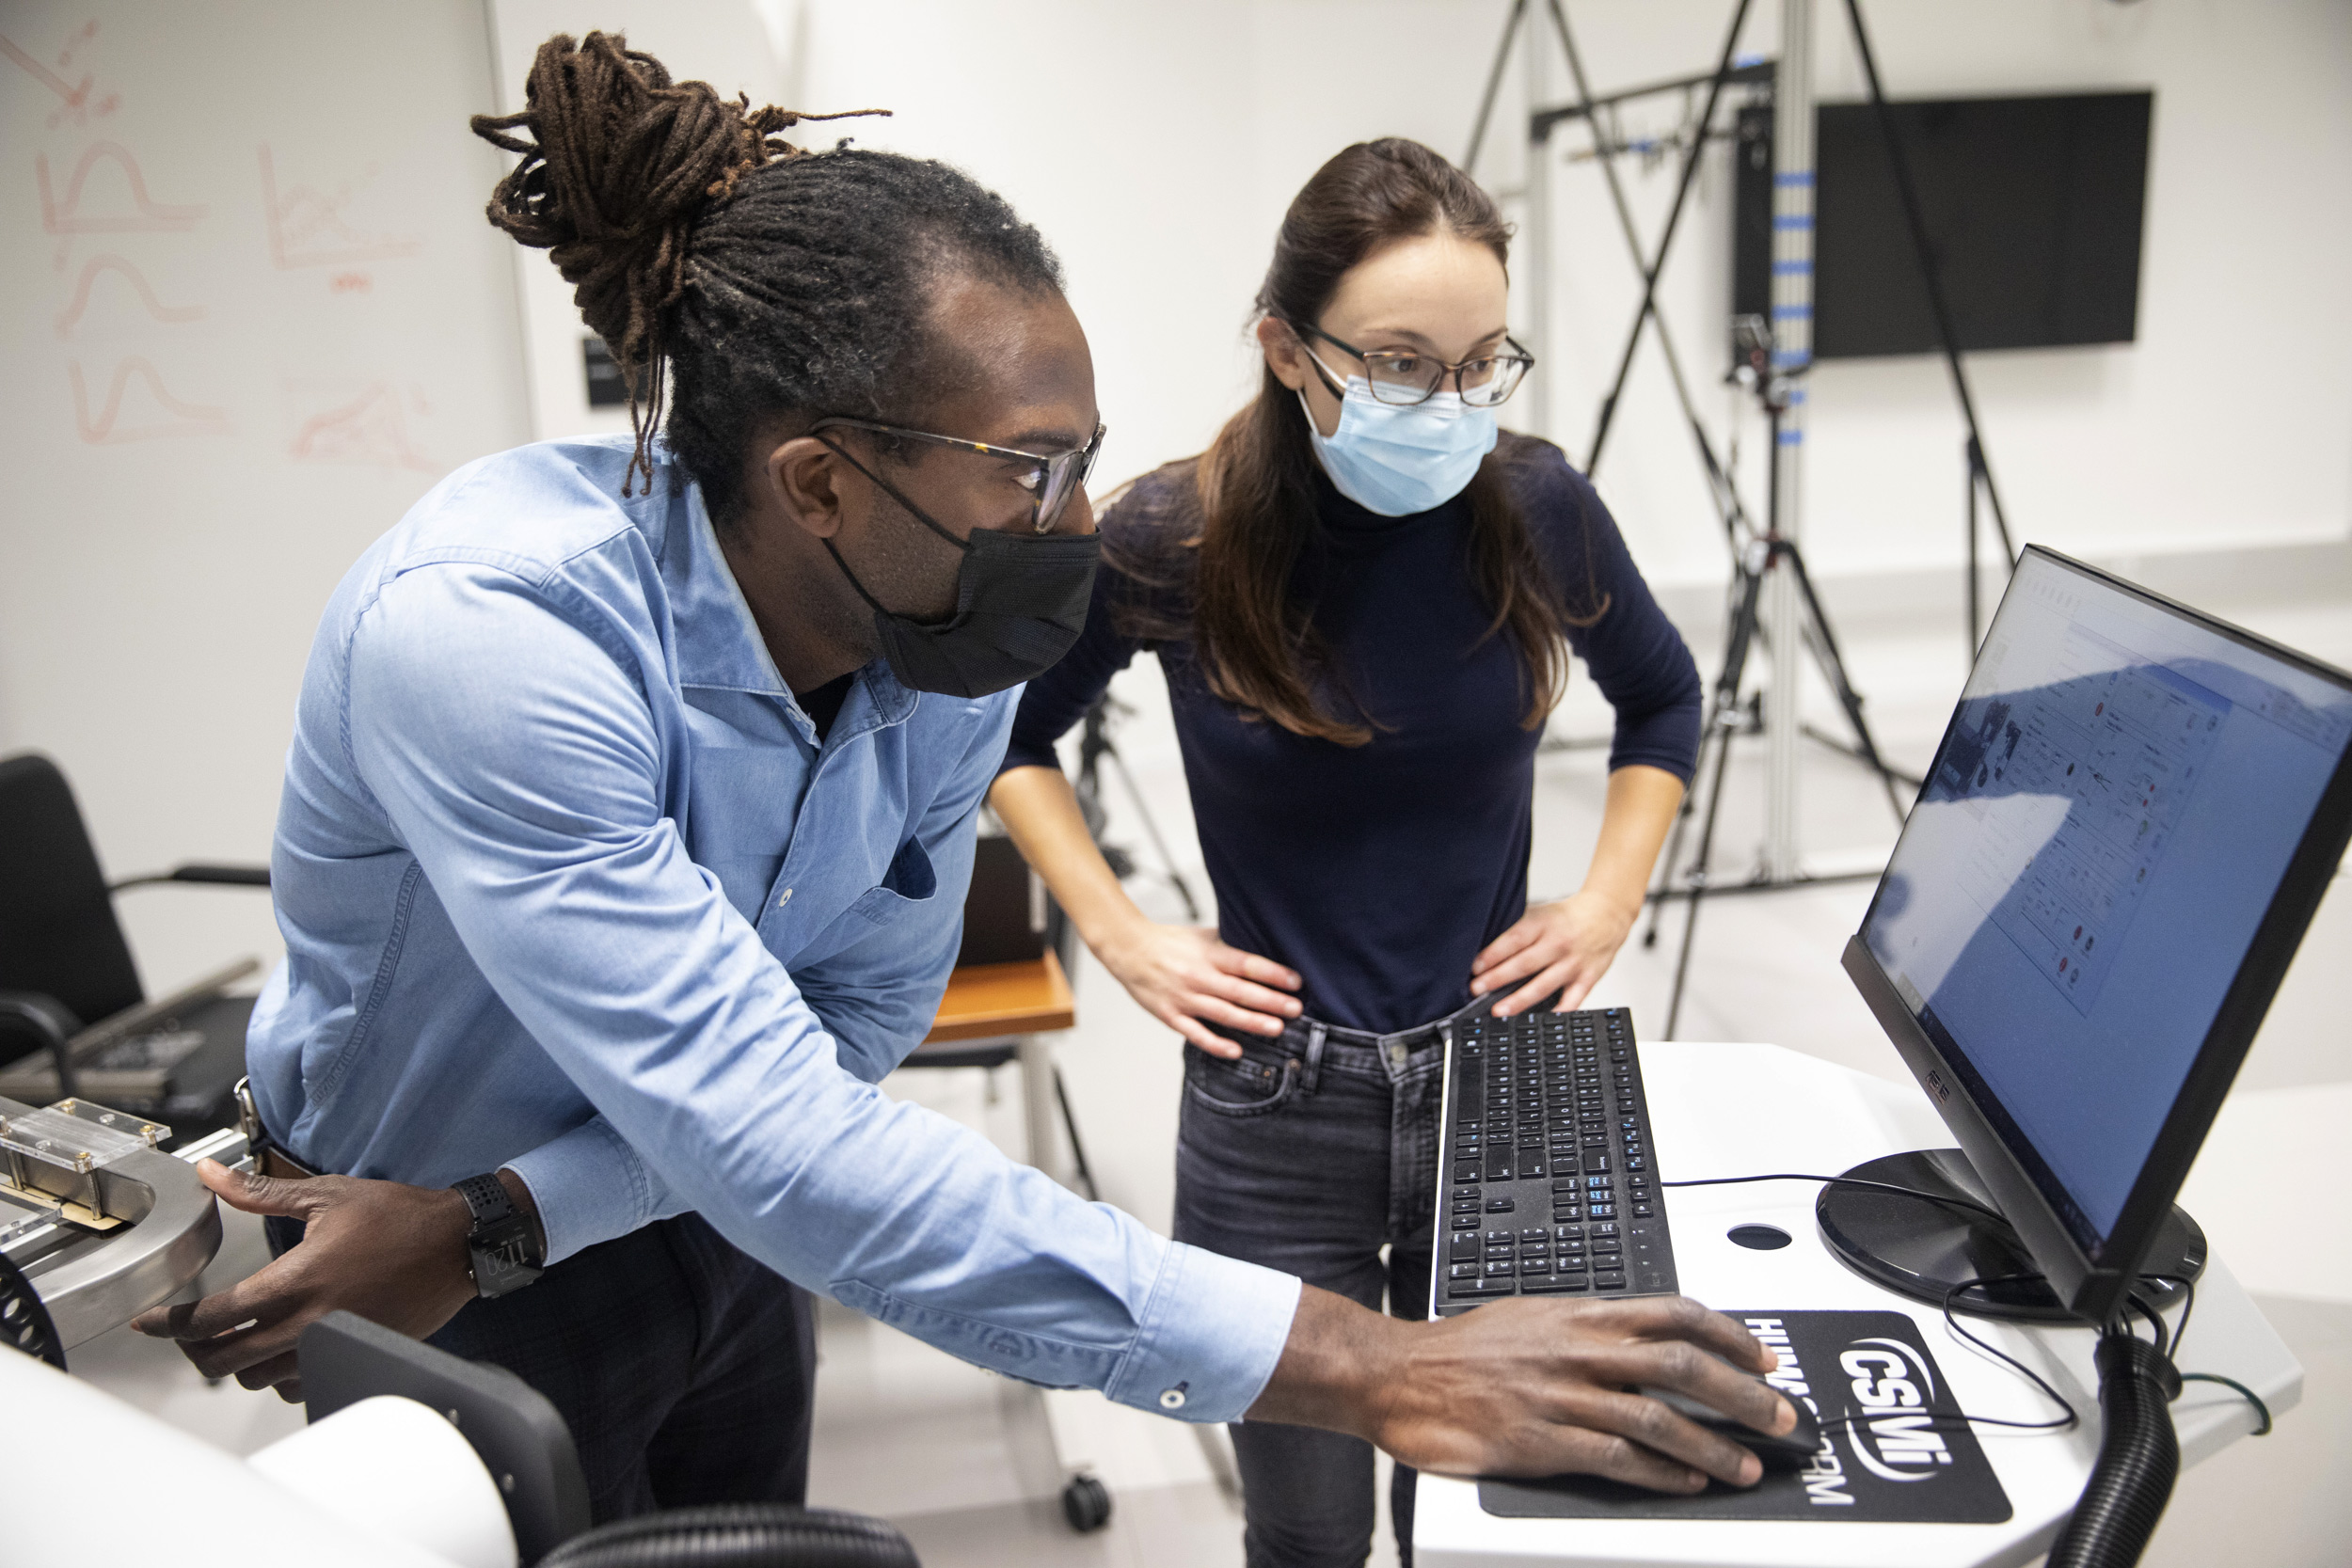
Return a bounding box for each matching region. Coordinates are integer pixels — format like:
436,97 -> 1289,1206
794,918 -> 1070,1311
470,1215 -> 543,1298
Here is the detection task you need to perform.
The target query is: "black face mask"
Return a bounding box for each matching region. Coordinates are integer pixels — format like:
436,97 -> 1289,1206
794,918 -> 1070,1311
818,440 -> 1101,699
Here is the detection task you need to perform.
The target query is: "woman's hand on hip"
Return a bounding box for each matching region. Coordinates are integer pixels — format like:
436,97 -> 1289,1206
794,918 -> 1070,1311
1096,918 -> 1301,1056
1470,889 -> 1640,1017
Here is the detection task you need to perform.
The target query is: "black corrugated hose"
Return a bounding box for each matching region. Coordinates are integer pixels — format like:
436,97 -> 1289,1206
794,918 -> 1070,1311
537,1505 -> 919,1568
2045,1331 -> 2181,1568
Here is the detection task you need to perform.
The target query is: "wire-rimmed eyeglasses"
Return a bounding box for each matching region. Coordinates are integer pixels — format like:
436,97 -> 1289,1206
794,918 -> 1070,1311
1293,323 -> 1535,408
809,417 -> 1105,534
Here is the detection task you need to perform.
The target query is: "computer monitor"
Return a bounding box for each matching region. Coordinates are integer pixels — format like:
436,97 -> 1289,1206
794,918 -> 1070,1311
1838,546 -> 2352,1324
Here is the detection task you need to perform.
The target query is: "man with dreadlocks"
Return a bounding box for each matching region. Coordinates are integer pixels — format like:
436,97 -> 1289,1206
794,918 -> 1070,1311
136,32 -> 1790,1529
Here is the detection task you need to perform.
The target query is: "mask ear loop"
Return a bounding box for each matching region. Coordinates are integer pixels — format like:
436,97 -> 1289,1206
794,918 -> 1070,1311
814,434 -> 974,554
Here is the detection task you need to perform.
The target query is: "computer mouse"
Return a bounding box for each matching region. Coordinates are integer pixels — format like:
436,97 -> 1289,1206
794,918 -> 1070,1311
1639,1383 -> 1823,1473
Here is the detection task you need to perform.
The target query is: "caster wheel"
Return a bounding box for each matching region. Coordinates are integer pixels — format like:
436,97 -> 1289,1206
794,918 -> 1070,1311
1061,1472 -> 1112,1532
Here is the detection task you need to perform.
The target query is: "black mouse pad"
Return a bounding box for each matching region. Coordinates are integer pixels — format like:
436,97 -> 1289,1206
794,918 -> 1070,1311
1479,1309 -> 2014,1523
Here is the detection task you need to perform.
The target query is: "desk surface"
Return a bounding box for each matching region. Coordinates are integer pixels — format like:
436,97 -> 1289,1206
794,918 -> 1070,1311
1414,1041 -> 2303,1568
923,950 -> 1074,1043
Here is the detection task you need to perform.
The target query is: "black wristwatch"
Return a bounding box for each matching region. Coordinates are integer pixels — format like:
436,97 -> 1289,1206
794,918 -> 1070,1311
453,1173 -> 544,1298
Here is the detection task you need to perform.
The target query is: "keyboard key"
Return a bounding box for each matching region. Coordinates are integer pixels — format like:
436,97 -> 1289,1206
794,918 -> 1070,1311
1593,1222 -> 1619,1238
1589,1204 -> 1616,1219
1595,1272 -> 1629,1290
1631,1203 -> 1655,1218
1555,1224 -> 1584,1239
1519,1227 -> 1549,1241
1517,1154 -> 1548,1179
1550,1178 -> 1584,1194
1551,1206 -> 1581,1222
1484,1197 -> 1515,1212
1451,1162 -> 1480,1182
1486,1230 -> 1516,1243
1525,1275 -> 1589,1293
1449,1277 -> 1511,1298
1582,1153 -> 1612,1173
1484,1259 -> 1517,1276
1448,1262 -> 1482,1279
1450,1232 -> 1479,1259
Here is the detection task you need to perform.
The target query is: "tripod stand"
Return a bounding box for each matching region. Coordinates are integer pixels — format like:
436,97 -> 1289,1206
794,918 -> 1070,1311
1467,0 -> 2015,1034
1645,321 -> 1912,1037
1071,693 -> 1200,926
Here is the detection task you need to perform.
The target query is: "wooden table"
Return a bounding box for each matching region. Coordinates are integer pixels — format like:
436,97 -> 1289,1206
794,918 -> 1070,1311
914,949 -> 1078,1189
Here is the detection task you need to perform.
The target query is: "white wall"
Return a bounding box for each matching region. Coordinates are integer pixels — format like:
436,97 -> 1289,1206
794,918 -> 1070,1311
8,0 -> 2347,997
487,0 -> 802,441
0,0 -> 532,996
769,0 -> 2352,590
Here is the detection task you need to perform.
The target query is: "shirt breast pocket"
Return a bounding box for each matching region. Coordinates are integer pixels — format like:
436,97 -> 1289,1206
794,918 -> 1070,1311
849,833 -> 938,926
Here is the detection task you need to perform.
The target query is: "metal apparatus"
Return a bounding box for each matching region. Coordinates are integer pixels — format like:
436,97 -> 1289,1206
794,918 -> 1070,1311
0,1092 -> 234,1354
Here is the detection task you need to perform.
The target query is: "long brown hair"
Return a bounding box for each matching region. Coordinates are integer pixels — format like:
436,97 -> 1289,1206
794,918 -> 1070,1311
1187,137 -> 1588,746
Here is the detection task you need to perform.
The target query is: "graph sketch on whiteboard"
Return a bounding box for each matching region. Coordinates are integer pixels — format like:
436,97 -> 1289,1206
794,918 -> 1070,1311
1,24 -> 119,129
286,380 -> 433,471
70,358 -> 231,444
56,254 -> 204,338
259,145 -> 421,270
37,142 -> 205,233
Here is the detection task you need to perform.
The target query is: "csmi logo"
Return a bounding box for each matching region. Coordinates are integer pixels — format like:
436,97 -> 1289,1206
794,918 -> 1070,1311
1838,1337 -> 1956,1482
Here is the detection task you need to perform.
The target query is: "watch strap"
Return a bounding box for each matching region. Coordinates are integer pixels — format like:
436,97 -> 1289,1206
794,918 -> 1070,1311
453,1172 -> 516,1229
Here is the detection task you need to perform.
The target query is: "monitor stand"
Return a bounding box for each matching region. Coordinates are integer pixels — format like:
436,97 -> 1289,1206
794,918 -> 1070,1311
1815,1148 -> 2206,1322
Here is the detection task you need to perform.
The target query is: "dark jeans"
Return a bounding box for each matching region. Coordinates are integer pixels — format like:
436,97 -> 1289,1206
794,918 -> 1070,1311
270,1211 -> 815,1524
1173,1008 -> 1460,1568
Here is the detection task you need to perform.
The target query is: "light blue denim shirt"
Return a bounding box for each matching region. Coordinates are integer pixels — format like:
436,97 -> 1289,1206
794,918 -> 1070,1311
246,435 -> 1298,1421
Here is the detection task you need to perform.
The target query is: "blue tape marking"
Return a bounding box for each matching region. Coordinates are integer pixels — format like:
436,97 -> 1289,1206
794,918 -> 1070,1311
1787,388 -> 1808,405
1773,171 -> 1816,187
1777,430 -> 1804,446
1771,260 -> 1813,275
1771,350 -> 1811,368
1772,214 -> 1815,230
1770,305 -> 1813,319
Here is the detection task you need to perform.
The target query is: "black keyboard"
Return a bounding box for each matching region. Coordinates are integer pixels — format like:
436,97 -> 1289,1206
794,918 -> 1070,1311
1432,1005 -> 1678,1315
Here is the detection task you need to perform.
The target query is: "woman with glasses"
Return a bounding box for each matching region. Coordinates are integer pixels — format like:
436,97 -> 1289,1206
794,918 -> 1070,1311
991,138 -> 1704,1566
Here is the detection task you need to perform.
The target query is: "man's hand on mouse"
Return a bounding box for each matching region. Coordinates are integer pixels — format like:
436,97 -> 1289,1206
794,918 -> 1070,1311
1250,1290 -> 1797,1492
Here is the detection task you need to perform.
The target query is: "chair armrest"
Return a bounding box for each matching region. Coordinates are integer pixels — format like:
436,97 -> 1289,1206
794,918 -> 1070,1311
108,863 -> 270,893
0,990 -> 82,1101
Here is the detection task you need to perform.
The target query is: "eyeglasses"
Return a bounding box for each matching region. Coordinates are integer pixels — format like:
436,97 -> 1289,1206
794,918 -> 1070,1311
809,417 -> 1105,534
1293,323 -> 1535,408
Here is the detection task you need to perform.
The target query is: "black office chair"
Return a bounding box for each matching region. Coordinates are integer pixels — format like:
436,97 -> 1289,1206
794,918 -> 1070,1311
0,752 -> 269,1137
301,1312 -> 921,1567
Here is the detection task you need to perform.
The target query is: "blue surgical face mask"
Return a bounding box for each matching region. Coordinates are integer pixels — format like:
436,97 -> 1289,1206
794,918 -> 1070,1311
1297,350 -> 1500,516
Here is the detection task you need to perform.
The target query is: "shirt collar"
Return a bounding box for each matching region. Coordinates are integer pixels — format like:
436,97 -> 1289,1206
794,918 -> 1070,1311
664,473 -> 918,730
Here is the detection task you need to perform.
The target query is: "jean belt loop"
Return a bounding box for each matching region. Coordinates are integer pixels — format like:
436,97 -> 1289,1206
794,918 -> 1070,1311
1301,1020 -> 1328,1096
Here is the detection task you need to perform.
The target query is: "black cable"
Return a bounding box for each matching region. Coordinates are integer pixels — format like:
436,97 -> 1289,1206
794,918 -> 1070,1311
2176,1374 -> 2271,1436
2138,1272 -> 2198,1361
1661,1170 -> 2010,1227
1933,1274 -> 2082,1432
2123,1288 -> 2169,1363
1668,1173 -> 2277,1463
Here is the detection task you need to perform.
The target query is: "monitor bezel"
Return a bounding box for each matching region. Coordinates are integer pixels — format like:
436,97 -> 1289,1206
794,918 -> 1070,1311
1845,544 -> 2352,1323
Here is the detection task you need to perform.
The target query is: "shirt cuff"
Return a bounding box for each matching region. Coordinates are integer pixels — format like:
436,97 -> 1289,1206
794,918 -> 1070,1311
1103,1241 -> 1302,1424
500,1116 -> 668,1265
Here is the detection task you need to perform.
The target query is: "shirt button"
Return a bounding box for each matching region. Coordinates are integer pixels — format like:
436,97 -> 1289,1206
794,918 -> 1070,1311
778,888 -> 794,906
1158,1386 -> 1187,1411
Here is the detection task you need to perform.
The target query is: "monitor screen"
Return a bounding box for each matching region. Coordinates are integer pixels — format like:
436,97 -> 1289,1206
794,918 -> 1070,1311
1732,91 -> 2153,359
1859,551 -> 2352,1259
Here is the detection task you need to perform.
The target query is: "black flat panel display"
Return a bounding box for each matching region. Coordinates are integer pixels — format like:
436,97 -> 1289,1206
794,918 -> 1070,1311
1732,91 -> 2153,359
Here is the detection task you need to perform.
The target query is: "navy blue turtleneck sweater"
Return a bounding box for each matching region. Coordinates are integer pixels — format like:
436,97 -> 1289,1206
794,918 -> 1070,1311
999,434 -> 1701,1035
